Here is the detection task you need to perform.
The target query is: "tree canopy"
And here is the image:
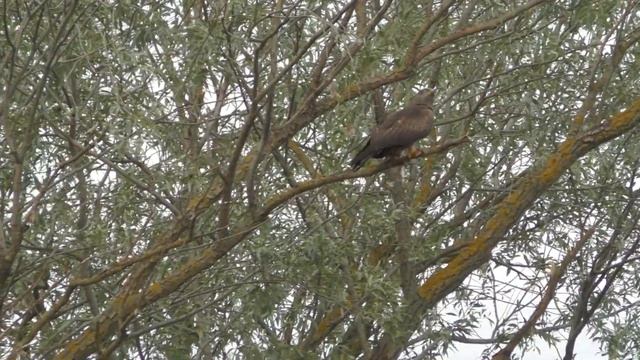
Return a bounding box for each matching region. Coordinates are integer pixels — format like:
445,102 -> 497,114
2,0 -> 640,359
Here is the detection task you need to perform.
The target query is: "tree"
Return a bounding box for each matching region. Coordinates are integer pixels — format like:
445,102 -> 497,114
1,0 -> 640,359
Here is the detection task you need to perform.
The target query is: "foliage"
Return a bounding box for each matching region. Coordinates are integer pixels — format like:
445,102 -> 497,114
1,0 -> 640,359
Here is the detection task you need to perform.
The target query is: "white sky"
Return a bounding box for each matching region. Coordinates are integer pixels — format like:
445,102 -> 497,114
453,335 -> 605,360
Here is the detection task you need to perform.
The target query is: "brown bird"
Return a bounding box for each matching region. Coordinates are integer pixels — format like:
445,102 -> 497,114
350,89 -> 435,169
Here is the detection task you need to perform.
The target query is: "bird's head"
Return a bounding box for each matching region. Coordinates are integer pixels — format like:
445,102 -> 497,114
410,88 -> 435,108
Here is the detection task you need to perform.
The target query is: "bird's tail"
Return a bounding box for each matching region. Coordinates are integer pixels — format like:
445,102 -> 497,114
350,145 -> 372,170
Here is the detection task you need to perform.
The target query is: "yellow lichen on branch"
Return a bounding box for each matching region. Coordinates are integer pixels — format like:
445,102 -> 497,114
300,307 -> 348,350
417,97 -> 640,305
412,155 -> 435,209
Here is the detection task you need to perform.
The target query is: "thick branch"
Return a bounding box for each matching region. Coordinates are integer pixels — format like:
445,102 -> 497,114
369,97 -> 640,359
261,137 -> 469,216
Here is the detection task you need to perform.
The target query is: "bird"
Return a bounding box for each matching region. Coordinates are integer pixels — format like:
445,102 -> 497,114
350,89 -> 435,170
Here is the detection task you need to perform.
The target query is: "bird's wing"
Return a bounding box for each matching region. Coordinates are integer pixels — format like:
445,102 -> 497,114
350,105 -> 433,169
369,107 -> 433,151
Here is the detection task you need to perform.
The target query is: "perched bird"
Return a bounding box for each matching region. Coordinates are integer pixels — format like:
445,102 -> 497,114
350,89 -> 435,169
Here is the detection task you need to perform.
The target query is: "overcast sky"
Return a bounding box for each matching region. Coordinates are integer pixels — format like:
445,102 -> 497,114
451,333 -> 606,359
